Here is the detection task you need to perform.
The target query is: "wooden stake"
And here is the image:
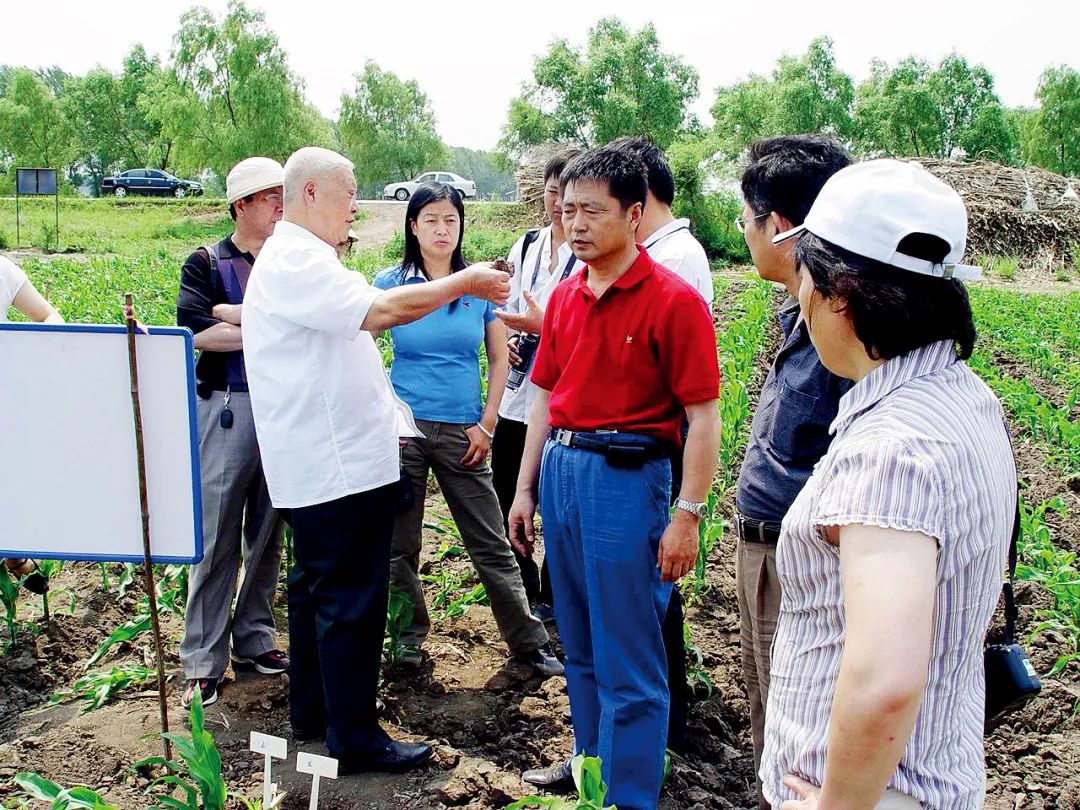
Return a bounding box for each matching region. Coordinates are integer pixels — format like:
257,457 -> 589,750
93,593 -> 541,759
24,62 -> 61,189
124,293 -> 172,763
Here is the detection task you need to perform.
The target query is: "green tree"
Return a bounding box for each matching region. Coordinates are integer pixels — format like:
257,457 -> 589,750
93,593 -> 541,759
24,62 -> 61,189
151,0 -> 333,179
1022,65 -> 1080,176
854,53 -> 1016,161
499,18 -> 698,158
63,46 -> 173,194
338,61 -> 446,190
853,58 -> 943,157
770,36 -> 853,140
0,69 -> 75,189
710,36 -> 852,157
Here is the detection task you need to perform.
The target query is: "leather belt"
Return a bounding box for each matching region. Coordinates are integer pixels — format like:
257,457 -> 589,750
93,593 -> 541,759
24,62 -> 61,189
550,428 -> 670,459
735,511 -> 782,544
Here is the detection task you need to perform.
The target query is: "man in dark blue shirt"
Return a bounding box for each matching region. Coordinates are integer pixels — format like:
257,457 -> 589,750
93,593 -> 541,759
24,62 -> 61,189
734,135 -> 851,810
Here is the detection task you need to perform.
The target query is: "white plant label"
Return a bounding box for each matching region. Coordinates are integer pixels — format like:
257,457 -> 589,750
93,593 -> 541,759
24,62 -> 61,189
250,732 -> 288,807
296,751 -> 338,810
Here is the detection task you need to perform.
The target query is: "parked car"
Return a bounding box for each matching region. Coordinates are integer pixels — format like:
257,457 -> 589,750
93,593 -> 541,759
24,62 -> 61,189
101,169 -> 204,198
383,171 -> 476,201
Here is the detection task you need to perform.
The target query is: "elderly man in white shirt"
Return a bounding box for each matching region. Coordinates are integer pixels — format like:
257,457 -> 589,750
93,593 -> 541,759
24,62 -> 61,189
243,146 -> 511,775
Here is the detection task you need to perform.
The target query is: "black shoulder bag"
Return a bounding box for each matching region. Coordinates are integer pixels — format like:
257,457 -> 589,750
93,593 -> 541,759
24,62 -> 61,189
984,490 -> 1042,726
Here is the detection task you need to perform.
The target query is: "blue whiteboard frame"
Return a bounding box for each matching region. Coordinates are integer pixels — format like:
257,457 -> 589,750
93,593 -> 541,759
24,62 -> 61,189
0,322 -> 203,564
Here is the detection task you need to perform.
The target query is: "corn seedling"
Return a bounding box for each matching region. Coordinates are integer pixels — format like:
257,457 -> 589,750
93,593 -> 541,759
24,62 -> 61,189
443,583 -> 488,619
384,587 -> 416,663
134,687 -> 228,810
51,665 -> 159,714
85,613 -> 151,668
507,754 -> 616,809
1016,497 -> 1080,676
15,772 -> 120,809
425,514 -> 466,561
0,566 -> 22,647
683,623 -> 714,698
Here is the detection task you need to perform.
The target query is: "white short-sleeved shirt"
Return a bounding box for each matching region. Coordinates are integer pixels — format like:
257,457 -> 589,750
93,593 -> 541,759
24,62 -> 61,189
641,218 -> 713,305
0,256 -> 29,320
243,220 -> 414,509
498,226 -> 583,423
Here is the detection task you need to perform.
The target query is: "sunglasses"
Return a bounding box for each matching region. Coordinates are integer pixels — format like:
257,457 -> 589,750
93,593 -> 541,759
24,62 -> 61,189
734,212 -> 769,234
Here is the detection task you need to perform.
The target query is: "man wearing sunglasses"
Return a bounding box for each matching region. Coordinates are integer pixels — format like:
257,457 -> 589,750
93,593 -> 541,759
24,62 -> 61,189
176,157 -> 289,709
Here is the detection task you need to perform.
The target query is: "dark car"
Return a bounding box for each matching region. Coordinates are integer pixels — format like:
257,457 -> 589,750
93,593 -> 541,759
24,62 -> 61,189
101,169 -> 204,198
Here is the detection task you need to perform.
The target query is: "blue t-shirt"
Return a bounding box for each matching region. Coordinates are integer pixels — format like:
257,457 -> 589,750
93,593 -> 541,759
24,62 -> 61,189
373,265 -> 496,424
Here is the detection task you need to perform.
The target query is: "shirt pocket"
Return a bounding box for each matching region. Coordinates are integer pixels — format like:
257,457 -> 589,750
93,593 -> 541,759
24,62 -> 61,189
769,383 -> 831,465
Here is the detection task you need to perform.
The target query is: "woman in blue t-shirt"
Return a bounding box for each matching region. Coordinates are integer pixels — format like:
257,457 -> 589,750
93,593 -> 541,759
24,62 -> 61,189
373,182 -> 559,676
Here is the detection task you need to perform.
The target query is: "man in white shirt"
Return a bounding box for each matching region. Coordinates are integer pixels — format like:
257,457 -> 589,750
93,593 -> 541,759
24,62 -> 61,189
492,148 -> 582,621
610,136 -> 713,306
243,146 -> 511,774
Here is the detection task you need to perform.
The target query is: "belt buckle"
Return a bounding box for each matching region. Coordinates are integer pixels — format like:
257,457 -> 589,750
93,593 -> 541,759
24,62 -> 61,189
553,429 -> 573,447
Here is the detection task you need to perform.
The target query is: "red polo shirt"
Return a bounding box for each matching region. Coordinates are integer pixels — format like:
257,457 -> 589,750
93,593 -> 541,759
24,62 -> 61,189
531,245 -> 719,445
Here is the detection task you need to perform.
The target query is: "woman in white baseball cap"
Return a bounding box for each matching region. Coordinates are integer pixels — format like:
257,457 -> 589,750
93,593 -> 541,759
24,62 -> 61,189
760,159 -> 1014,810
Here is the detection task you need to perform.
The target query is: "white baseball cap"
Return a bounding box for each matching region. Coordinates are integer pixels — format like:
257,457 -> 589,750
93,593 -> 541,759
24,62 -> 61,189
226,157 -> 284,205
773,159 -> 982,281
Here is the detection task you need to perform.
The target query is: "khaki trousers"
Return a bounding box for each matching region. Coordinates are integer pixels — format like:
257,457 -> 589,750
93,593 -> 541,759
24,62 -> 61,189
736,537 -> 781,810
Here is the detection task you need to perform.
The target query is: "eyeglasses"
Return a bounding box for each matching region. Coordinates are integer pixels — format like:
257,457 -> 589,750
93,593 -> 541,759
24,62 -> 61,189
734,212 -> 769,234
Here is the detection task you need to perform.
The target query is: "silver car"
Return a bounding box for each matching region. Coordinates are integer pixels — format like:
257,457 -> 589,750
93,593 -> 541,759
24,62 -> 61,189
383,171 -> 476,201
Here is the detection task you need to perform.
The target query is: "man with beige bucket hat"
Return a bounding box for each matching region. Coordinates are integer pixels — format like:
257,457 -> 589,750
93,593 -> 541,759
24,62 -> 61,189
176,156 -> 289,708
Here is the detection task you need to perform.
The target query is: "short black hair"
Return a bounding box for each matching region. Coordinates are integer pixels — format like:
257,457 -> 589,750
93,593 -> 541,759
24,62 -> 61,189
796,232 -> 976,361
559,146 -> 648,212
227,193 -> 256,221
609,136 -> 675,206
543,148 -> 583,184
741,135 -> 851,226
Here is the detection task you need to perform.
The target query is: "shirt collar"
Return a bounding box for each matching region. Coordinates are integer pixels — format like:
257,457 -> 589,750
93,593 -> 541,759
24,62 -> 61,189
831,340 -> 959,434
274,220 -> 336,256
574,245 -> 655,297
642,218 -> 690,248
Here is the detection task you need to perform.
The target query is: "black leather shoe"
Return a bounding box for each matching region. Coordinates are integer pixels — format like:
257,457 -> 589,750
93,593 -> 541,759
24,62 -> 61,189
522,758 -> 575,793
339,739 -> 433,774
291,725 -> 326,743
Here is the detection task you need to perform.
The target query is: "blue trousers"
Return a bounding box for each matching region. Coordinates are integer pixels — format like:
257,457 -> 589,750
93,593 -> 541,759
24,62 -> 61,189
539,441 -> 673,810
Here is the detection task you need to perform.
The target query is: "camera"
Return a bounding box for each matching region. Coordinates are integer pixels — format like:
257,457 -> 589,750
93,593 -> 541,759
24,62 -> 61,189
507,333 -> 540,391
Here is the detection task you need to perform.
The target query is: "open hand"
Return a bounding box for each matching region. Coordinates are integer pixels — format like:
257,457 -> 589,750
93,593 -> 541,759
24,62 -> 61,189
495,289 -> 544,335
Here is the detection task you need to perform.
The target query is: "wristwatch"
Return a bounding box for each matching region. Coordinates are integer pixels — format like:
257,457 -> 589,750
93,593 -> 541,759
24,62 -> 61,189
674,498 -> 709,519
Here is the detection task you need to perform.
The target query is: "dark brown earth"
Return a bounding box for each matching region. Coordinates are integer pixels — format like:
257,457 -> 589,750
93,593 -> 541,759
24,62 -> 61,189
1,277 -> 1078,809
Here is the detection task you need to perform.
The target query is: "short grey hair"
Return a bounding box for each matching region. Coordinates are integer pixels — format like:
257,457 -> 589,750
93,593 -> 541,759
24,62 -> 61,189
283,147 -> 354,204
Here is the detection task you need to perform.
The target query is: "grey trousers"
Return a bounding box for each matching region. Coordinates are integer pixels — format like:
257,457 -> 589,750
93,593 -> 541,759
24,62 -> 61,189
180,391 -> 285,680
391,419 -> 549,656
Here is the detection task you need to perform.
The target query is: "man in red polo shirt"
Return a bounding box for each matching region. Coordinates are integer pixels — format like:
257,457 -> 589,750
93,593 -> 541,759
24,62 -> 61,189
508,146 -> 721,810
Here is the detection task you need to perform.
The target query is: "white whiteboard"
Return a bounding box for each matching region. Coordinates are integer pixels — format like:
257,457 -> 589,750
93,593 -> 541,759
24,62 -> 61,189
0,324 -> 202,563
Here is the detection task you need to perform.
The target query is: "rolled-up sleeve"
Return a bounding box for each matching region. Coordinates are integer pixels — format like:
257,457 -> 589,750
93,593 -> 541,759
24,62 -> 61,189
176,249 -> 220,334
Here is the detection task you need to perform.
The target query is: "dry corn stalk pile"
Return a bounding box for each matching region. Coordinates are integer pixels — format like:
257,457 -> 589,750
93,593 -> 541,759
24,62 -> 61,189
917,159 -> 1080,265
514,143 -> 568,225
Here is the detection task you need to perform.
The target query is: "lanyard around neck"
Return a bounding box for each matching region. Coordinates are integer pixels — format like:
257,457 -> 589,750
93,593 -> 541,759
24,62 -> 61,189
643,224 -> 690,250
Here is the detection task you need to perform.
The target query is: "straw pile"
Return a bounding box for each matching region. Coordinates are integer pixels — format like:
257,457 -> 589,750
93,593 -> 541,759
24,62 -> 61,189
917,158 -> 1080,265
